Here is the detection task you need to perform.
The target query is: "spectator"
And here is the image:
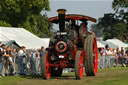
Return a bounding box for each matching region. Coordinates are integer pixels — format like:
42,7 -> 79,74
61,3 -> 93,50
30,49 -> 37,75
99,48 -> 106,68
25,50 -> 31,75
0,43 -> 3,77
121,47 -> 124,56
105,48 -> 112,68
1,45 -> 10,76
105,44 -> 109,49
117,48 -> 121,63
12,48 -> 18,75
125,48 -> 128,56
35,49 -> 40,75
18,46 -> 26,75
39,46 -> 45,58
7,46 -> 14,75
39,46 -> 45,73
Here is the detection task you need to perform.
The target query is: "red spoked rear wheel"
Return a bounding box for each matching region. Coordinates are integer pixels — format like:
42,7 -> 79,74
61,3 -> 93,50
75,51 -> 84,79
93,37 -> 98,74
41,51 -> 51,79
84,34 -> 98,76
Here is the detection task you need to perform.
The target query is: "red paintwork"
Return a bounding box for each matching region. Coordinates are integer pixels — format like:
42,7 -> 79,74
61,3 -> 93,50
93,37 -> 98,75
50,50 -> 84,69
45,52 -> 51,79
50,59 -> 74,68
77,51 -> 84,79
56,41 -> 67,53
48,14 -> 97,23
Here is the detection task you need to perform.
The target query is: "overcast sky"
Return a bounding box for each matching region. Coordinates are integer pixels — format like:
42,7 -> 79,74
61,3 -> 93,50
44,0 -> 114,29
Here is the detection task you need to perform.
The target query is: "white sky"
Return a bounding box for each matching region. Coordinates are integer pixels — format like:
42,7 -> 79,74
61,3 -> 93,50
43,0 -> 114,29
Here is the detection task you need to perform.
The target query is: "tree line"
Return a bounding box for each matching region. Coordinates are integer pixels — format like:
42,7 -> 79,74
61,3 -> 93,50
91,0 -> 128,42
0,0 -> 52,37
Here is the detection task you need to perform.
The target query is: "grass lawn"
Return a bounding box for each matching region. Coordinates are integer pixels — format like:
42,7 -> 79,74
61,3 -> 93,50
0,76 -> 26,85
0,67 -> 128,85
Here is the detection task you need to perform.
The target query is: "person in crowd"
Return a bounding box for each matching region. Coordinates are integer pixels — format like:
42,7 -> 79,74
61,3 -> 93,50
25,50 -> 31,75
125,48 -> 128,56
0,43 -> 3,77
121,47 -> 126,66
12,48 -> 18,75
35,49 -> 40,75
1,45 -> 10,76
39,46 -> 45,58
117,48 -> 121,64
113,48 -> 117,55
39,46 -> 45,73
30,49 -> 41,76
121,47 -> 124,56
30,49 -> 37,75
110,48 -> 115,67
125,48 -> 128,66
99,48 -> 106,68
7,46 -> 15,75
18,46 -> 26,75
105,48 -> 112,68
105,44 -> 109,49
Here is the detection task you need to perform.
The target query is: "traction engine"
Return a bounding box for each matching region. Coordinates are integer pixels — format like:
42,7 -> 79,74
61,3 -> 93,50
40,9 -> 98,79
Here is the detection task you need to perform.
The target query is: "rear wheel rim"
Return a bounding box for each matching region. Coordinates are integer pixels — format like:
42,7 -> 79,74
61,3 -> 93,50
79,52 -> 84,78
93,38 -> 98,74
75,51 -> 84,79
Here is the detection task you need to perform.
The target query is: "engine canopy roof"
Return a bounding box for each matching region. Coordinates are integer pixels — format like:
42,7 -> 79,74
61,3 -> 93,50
48,14 -> 97,24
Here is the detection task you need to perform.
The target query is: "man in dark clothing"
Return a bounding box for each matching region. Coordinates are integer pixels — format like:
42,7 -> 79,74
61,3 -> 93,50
2,45 -> 11,76
125,48 -> 128,56
121,47 -> 124,56
0,43 -> 4,77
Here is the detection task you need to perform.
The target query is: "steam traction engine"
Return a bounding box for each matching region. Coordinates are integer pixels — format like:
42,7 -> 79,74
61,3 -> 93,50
40,9 -> 98,79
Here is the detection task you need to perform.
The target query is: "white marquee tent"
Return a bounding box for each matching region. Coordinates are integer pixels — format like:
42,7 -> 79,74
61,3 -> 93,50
41,38 -> 50,48
106,39 -> 128,50
97,41 -> 105,48
0,27 -> 48,49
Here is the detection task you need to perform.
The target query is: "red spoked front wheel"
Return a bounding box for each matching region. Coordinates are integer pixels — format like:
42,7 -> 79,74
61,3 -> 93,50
84,34 -> 98,76
75,51 -> 84,79
41,51 -> 51,79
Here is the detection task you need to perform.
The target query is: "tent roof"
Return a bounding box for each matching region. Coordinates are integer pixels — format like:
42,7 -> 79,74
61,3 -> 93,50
106,39 -> 128,48
0,27 -> 46,49
99,41 -> 118,48
40,38 -> 50,48
97,41 -> 105,48
1,40 -> 21,49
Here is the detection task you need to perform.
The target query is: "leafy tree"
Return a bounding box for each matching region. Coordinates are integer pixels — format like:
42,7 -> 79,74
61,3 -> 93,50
0,0 -> 51,37
112,0 -> 128,23
0,21 -> 12,27
91,0 -> 128,41
103,22 -> 127,40
91,24 -> 103,37
112,0 -> 128,41
95,13 -> 122,40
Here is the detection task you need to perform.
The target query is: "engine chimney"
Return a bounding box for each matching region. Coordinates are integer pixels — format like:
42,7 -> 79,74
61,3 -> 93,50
57,9 -> 67,32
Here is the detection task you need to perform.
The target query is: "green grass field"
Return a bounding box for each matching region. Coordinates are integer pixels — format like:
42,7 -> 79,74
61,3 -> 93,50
0,67 -> 128,85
